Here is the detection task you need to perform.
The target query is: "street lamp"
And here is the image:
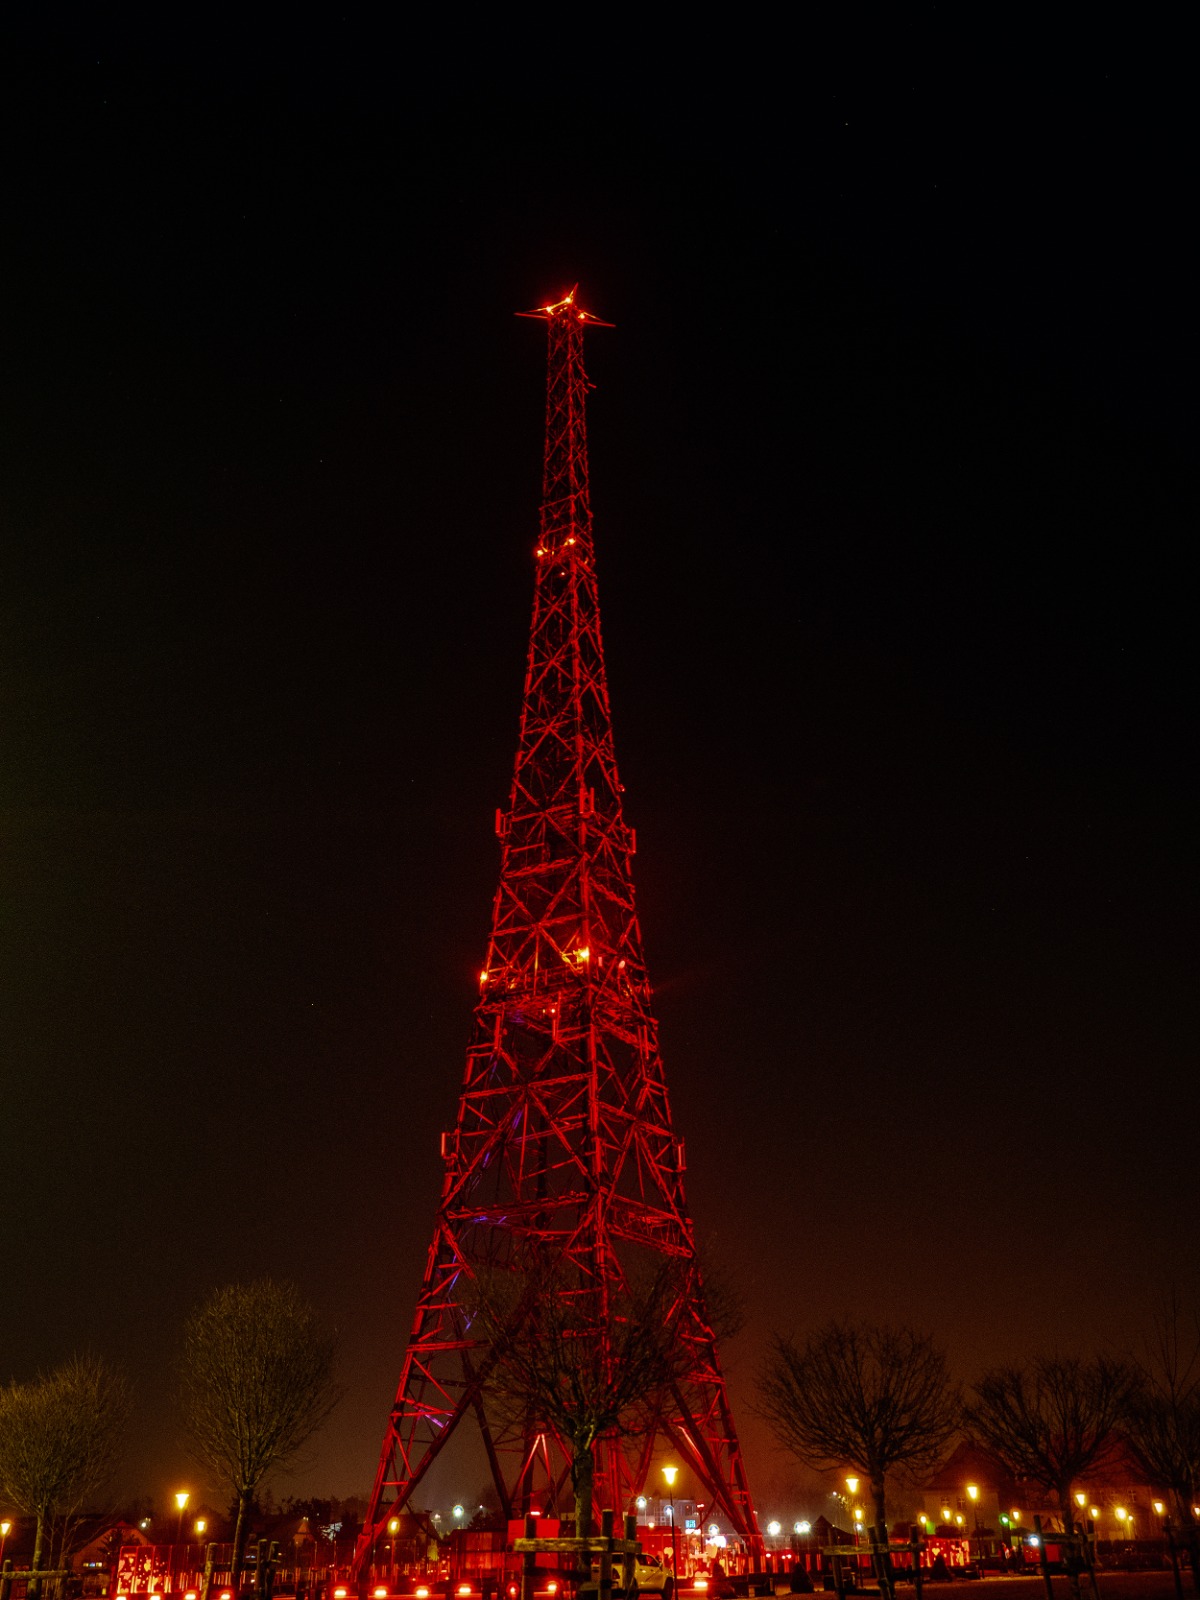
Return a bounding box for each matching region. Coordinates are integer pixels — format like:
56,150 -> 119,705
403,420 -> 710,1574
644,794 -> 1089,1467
967,1485 -> 980,1558
0,1522 -> 11,1567
663,1468 -> 679,1585
195,1520 -> 208,1541
388,1518 -> 400,1577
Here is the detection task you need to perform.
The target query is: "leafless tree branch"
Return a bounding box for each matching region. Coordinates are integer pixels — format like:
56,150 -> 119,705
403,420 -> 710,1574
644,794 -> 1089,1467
756,1320 -> 960,1528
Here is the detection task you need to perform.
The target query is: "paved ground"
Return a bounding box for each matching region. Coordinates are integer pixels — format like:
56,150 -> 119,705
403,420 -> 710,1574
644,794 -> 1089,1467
801,1576 -> 1196,1600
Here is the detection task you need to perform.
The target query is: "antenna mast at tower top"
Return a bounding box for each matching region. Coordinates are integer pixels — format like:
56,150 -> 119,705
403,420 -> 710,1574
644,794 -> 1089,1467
356,290 -> 760,1570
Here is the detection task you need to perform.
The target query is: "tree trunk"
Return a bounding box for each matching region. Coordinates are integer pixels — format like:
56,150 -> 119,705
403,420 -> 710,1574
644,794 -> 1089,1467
28,1512 -> 47,1600
572,1440 -> 595,1541
870,1480 -> 886,1532
869,1481 -> 894,1600
30,1513 -> 46,1572
1058,1484 -> 1082,1600
230,1488 -> 254,1591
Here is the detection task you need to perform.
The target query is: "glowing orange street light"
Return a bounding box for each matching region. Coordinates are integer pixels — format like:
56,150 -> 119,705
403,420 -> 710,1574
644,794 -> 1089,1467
175,1492 -> 190,1545
662,1467 -> 679,1582
966,1484 -> 981,1556
0,1522 -> 11,1566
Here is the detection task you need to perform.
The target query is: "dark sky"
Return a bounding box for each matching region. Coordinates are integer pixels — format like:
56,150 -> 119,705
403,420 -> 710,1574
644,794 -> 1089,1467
2,11 -> 1195,1523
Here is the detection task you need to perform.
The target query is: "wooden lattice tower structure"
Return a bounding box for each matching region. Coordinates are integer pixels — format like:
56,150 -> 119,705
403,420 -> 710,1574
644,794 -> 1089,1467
356,290 -> 760,1568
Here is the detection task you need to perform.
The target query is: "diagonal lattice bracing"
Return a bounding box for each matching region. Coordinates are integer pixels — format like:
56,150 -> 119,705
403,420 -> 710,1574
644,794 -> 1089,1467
355,289 -> 760,1572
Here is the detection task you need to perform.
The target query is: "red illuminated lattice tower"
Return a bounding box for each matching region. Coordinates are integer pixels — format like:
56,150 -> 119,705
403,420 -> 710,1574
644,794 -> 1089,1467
357,290 -> 760,1564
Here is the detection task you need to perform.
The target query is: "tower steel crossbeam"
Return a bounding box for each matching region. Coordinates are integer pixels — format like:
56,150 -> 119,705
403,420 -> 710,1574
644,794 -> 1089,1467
355,288 -> 761,1572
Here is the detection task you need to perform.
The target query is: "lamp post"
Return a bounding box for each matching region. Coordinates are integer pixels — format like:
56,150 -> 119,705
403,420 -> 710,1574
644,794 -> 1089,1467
663,1468 -> 679,1585
388,1518 -> 400,1580
844,1479 -> 860,1544
0,1521 -> 11,1567
967,1485 -> 981,1561
175,1493 -> 190,1546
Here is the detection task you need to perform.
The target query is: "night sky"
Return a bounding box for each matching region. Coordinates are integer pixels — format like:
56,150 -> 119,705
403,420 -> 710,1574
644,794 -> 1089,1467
2,12 -> 1195,1522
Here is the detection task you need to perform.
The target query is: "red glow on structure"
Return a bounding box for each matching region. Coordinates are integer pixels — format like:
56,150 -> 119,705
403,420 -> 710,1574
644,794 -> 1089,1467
354,292 -> 761,1576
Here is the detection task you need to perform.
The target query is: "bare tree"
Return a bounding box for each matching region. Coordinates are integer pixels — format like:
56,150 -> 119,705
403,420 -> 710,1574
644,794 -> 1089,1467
964,1355 -> 1136,1528
178,1280 -> 341,1588
469,1258 -> 703,1538
0,1354 -> 130,1579
757,1320 -> 960,1530
1124,1292 -> 1200,1563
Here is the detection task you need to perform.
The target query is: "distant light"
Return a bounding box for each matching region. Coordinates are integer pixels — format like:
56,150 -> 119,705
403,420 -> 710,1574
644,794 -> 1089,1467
417,1590 -> 431,1599
796,1523 -> 810,1535
1090,1508 -> 1100,1520
1029,1536 -> 1040,1548
695,1582 -> 708,1592
637,1499 -> 647,1510
389,1519 -> 401,1535
1154,1502 -> 1166,1517
710,1525 -> 721,1537
375,1590 -> 388,1598
457,1586 -> 472,1596
845,1478 -> 859,1496
335,1589 -> 349,1598
547,1585 -> 558,1595
1011,1512 -> 1021,1523
453,1506 -> 465,1520
854,1510 -> 864,1524
175,1492 -> 190,1513
1074,1493 -> 1086,1508
767,1522 -> 781,1538
967,1486 -> 978,1503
